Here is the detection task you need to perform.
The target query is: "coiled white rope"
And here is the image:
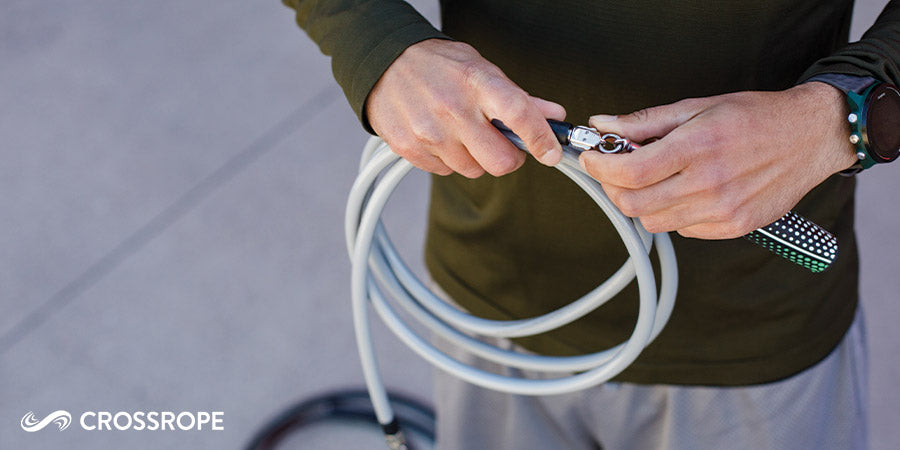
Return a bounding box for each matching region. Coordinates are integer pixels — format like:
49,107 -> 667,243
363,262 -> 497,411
345,136 -> 678,441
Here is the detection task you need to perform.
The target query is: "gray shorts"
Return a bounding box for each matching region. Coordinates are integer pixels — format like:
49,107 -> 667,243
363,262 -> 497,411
433,306 -> 867,450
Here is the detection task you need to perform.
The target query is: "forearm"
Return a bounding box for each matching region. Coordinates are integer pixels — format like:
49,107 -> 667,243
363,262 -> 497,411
281,0 -> 451,132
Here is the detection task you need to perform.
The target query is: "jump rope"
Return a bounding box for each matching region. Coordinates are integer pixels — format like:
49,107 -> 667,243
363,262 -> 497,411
341,120 -> 837,449
245,119 -> 838,449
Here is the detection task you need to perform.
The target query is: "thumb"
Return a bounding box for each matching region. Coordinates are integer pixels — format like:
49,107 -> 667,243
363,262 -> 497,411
530,96 -> 567,121
589,98 -> 708,143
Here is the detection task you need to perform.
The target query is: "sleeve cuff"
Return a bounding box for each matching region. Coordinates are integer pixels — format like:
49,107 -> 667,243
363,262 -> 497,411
349,24 -> 453,134
796,4 -> 900,89
803,73 -> 877,94
324,2 -> 453,134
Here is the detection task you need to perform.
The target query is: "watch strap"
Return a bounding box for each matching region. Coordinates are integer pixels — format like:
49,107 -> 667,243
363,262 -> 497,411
846,82 -> 881,170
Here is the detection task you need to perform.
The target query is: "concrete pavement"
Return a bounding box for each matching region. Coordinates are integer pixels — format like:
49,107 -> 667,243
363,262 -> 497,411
1,1 -> 896,448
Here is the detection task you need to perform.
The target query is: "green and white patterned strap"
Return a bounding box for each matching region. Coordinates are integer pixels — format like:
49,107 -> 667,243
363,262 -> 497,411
744,211 -> 838,273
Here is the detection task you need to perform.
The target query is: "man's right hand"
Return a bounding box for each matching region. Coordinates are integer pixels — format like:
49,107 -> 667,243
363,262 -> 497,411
365,39 -> 566,178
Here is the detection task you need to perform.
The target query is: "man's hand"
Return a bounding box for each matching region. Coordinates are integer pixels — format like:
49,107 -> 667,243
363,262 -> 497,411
579,82 -> 858,239
366,39 -> 566,178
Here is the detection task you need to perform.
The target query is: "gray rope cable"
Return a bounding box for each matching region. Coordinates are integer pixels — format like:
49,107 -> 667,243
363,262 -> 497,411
345,136 -> 678,440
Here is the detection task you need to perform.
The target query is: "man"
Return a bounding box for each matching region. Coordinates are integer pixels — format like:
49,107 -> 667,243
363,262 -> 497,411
284,1 -> 899,448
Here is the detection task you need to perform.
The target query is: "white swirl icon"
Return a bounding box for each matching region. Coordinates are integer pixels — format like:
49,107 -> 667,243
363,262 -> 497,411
20,410 -> 72,432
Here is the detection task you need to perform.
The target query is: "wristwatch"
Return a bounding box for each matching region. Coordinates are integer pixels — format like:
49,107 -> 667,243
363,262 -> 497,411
846,82 -> 900,170
809,74 -> 900,172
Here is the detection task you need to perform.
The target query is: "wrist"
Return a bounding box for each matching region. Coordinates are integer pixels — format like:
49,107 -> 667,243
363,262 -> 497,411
802,75 -> 900,173
791,82 -> 858,175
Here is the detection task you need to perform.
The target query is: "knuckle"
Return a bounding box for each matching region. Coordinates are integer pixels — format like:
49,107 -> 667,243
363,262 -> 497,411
485,153 -> 524,176
460,60 -> 496,90
720,221 -> 748,239
700,166 -> 729,192
630,107 -> 653,123
409,154 -> 447,175
614,164 -> 647,188
459,165 -> 486,179
431,92 -> 464,119
729,210 -> 756,236
695,128 -> 727,153
503,95 -> 532,124
447,152 -> 487,179
689,159 -> 731,191
380,127 -> 407,147
387,137 -> 416,160
708,209 -> 731,224
708,204 -> 731,223
610,191 -> 641,217
640,217 -> 665,233
532,127 -> 557,149
410,123 -> 443,147
620,202 -> 642,218
709,197 -> 741,223
433,165 -> 454,176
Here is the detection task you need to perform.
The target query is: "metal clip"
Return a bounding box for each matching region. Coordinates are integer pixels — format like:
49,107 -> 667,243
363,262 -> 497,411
598,134 -> 637,153
568,126 -> 605,151
568,126 -> 637,154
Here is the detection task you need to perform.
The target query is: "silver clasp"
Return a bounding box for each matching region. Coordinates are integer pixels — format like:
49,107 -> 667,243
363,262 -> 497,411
568,126 -> 636,154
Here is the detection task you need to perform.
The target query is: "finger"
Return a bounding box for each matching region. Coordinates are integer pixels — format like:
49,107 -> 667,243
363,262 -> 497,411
530,96 -> 567,121
589,97 -> 711,144
676,222 -> 749,240
459,119 -> 527,176
401,151 -> 454,176
637,204 -> 701,234
602,166 -> 765,237
632,199 -> 744,237
437,142 -> 487,179
603,175 -> 744,234
386,108 -> 487,178
379,120 -> 458,176
578,136 -> 692,189
474,77 -> 563,166
667,198 -> 763,240
600,173 -> 692,218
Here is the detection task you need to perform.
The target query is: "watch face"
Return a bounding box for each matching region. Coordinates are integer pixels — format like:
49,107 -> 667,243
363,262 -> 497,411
865,84 -> 900,162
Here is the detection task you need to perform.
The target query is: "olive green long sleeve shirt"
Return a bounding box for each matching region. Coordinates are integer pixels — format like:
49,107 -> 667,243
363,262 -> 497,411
285,0 -> 900,385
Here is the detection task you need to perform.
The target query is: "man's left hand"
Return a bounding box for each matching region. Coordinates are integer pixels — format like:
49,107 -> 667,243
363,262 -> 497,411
579,82 -> 858,239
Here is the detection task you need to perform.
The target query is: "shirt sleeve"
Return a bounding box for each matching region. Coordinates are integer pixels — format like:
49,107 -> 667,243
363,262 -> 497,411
282,0 -> 452,133
799,1 -> 900,86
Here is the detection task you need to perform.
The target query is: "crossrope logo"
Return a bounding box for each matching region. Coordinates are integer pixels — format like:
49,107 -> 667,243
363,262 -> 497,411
21,410 -> 72,432
20,409 -> 224,432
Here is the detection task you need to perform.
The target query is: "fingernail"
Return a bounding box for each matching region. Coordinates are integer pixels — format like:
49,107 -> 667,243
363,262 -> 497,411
543,148 -> 562,166
590,114 -> 618,123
